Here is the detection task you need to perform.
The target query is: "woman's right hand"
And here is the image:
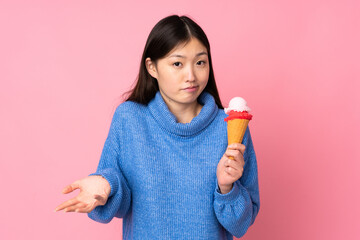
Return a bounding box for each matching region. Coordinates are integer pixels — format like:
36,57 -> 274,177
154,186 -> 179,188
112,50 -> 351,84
55,175 -> 111,213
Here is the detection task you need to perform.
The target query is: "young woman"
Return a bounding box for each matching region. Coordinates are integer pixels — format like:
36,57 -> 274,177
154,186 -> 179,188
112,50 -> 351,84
55,14 -> 260,239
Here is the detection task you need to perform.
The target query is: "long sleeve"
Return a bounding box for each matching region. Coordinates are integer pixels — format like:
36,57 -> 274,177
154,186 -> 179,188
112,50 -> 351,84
213,126 -> 260,238
87,106 -> 132,223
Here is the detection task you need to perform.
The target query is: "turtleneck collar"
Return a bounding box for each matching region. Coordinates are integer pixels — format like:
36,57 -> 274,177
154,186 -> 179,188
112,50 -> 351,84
148,91 -> 219,137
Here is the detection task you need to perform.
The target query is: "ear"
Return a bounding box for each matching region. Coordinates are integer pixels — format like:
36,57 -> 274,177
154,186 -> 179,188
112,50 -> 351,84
145,57 -> 158,79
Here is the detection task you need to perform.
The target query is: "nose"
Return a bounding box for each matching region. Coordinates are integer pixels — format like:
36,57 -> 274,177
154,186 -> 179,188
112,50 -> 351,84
186,65 -> 196,82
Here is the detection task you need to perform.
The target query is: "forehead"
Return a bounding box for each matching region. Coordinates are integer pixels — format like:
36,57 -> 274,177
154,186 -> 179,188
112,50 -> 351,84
166,38 -> 207,57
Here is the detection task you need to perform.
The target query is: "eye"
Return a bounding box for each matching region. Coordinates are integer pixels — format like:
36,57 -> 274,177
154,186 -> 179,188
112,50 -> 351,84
173,62 -> 182,67
197,60 -> 206,66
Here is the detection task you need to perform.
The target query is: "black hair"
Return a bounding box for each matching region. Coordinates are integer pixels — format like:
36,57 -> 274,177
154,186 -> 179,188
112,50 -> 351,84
122,14 -> 223,109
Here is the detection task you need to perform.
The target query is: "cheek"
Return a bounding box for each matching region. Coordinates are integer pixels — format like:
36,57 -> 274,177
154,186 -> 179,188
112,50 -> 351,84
157,73 -> 178,91
198,68 -> 210,83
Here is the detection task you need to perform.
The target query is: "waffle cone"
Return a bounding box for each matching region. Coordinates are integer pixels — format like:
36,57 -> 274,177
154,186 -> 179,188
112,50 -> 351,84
227,119 -> 249,145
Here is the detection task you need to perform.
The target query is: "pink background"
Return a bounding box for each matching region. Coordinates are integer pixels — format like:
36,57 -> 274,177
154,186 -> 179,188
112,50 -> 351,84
1,0 -> 359,239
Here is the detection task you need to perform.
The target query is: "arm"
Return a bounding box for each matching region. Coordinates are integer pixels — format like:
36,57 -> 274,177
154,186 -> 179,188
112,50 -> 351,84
214,127 -> 260,238
87,106 -> 132,223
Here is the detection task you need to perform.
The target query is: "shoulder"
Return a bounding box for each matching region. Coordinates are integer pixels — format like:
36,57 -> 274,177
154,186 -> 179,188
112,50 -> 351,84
113,100 -> 147,121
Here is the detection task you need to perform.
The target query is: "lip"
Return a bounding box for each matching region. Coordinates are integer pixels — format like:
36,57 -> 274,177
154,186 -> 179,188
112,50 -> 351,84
183,86 -> 198,92
183,86 -> 198,90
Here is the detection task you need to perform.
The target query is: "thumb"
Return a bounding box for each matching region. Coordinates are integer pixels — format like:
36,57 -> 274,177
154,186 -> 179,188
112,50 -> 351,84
62,182 -> 80,194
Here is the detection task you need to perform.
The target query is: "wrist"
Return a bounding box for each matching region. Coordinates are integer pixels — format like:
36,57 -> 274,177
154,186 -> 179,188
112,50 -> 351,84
218,183 -> 233,194
92,175 -> 111,197
100,176 -> 111,197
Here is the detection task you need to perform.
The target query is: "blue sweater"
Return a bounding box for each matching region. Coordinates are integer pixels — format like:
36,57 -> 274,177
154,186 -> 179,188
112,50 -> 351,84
88,90 -> 260,239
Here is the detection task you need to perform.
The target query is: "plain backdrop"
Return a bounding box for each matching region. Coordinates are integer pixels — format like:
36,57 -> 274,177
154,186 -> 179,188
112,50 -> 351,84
1,0 -> 359,239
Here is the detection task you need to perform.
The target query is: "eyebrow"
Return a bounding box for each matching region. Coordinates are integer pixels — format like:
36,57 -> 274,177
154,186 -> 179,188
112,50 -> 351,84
168,51 -> 208,58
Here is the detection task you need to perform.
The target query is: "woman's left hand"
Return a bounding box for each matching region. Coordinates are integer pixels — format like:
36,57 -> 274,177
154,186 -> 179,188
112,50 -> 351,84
216,143 -> 246,194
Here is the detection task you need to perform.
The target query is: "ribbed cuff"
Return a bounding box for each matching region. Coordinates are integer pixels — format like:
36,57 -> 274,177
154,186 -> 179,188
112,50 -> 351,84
89,168 -> 119,197
214,180 -> 241,203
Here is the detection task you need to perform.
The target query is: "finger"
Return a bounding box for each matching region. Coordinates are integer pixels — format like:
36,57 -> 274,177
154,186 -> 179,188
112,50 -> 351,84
225,149 -> 244,162
75,201 -> 98,213
228,143 -> 246,154
75,207 -> 92,213
225,166 -> 237,177
239,144 -> 246,155
225,149 -> 241,156
224,158 -> 242,171
55,198 -> 80,212
227,143 -> 241,149
62,182 -> 80,194
230,151 -> 245,165
225,164 -> 244,178
64,202 -> 87,213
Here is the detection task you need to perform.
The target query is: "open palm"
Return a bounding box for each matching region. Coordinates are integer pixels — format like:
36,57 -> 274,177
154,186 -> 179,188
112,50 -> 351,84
55,175 -> 111,213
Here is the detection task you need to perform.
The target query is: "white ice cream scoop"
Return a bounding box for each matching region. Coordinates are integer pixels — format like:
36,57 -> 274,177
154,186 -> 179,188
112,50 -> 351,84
224,97 -> 251,114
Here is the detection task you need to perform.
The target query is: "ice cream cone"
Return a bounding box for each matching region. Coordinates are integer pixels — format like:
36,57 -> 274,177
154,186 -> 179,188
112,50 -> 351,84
224,97 -> 253,160
227,118 -> 249,145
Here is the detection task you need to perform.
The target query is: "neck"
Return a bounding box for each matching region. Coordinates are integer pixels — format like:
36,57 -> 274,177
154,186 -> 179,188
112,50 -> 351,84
148,90 -> 218,137
171,102 -> 203,124
162,97 -> 203,123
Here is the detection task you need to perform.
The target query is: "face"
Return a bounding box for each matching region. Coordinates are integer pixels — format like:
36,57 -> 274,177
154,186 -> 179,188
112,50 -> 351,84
146,37 -> 210,109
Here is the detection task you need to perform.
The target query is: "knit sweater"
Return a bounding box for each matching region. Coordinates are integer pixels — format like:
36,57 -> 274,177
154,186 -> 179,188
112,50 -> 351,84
87,90 -> 260,239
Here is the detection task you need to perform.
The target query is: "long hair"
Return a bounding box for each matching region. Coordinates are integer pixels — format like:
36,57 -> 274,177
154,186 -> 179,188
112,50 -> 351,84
122,15 -> 223,109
